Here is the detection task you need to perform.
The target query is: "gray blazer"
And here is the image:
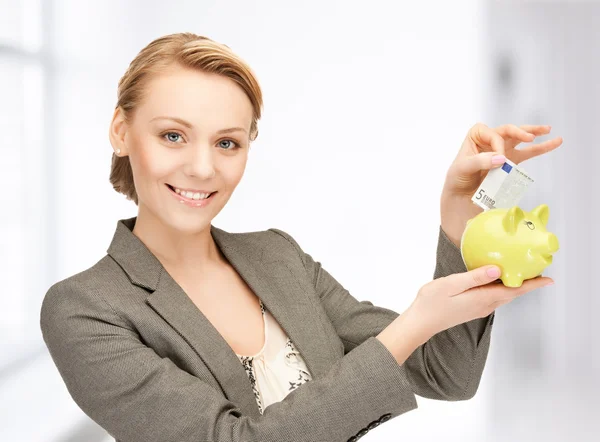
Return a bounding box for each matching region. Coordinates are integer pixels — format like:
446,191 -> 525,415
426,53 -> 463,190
40,217 -> 495,442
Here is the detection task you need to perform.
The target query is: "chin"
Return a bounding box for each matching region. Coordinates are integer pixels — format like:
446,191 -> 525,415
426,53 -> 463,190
163,202 -> 226,235
162,214 -> 212,235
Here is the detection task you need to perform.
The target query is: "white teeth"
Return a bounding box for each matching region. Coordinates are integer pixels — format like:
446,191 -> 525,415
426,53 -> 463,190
192,192 -> 211,200
172,186 -> 211,200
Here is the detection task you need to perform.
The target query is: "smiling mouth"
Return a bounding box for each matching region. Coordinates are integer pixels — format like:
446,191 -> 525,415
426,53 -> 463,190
166,184 -> 217,199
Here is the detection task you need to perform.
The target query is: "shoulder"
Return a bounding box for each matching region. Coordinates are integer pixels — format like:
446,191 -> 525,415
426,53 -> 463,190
232,226 -> 306,262
40,255 -> 130,328
264,227 -> 300,248
43,254 -> 127,297
213,224 -> 304,258
216,226 -> 311,277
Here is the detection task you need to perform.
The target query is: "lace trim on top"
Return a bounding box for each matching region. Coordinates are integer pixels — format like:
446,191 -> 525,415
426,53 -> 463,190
236,299 -> 311,414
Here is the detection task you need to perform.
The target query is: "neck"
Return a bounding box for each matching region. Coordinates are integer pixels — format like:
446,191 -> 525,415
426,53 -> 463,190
132,204 -> 224,273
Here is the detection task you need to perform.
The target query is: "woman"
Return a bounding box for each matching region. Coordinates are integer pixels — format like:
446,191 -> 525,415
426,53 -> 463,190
40,32 -> 562,442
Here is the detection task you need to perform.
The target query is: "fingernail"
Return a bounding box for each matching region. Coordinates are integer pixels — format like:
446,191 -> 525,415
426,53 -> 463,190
545,281 -> 555,287
492,155 -> 506,165
487,267 -> 501,278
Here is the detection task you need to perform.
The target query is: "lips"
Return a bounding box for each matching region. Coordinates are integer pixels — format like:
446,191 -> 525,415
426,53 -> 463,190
166,184 -> 216,197
166,184 -> 218,208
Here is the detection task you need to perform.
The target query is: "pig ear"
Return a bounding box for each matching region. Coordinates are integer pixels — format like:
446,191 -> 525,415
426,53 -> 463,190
502,206 -> 525,234
531,204 -> 550,226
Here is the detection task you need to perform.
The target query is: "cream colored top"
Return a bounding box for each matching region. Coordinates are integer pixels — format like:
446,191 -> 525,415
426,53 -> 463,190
235,299 -> 313,415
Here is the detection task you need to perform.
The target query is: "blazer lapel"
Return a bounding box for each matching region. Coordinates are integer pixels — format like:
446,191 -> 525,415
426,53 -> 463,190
107,217 -> 334,417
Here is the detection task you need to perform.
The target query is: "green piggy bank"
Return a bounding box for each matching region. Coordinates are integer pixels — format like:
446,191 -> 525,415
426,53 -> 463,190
460,204 -> 559,287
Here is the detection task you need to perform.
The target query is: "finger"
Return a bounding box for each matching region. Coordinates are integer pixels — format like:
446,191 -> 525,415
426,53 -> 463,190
494,124 -> 536,143
446,265 -> 503,295
505,125 -> 552,150
494,124 -> 536,150
489,276 -> 554,303
470,123 -> 506,155
518,124 -> 552,135
512,136 -> 563,163
452,151 -> 507,177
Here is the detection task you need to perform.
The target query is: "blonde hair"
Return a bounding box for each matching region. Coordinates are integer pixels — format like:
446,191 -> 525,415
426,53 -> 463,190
109,32 -> 263,205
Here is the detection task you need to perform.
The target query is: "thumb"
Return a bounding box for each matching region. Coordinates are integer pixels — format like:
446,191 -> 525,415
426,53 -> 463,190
454,152 -> 507,177
446,265 -> 502,294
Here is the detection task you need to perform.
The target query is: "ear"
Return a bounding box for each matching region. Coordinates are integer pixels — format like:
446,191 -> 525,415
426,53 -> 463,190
108,107 -> 130,156
530,204 -> 550,226
502,206 -> 525,234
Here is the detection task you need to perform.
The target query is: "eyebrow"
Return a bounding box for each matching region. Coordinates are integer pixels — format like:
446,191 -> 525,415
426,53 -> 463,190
150,116 -> 247,134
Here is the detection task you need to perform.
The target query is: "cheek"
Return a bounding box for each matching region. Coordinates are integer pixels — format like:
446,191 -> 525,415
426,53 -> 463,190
129,136 -> 176,186
223,153 -> 248,186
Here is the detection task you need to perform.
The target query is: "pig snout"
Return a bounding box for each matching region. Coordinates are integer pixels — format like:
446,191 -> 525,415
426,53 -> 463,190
532,232 -> 559,256
547,233 -> 559,254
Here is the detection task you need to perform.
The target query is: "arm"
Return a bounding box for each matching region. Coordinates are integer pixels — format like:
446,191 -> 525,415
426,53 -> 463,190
40,279 -> 418,442
269,225 -> 495,402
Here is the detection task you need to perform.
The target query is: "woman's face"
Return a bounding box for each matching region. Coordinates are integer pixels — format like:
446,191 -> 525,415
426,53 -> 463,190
114,65 -> 254,234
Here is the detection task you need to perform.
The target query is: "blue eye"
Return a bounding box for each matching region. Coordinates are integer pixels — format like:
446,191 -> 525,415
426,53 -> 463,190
162,132 -> 183,144
219,139 -> 238,150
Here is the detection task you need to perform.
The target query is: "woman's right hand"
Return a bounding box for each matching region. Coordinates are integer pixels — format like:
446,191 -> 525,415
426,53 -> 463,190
405,265 -> 554,341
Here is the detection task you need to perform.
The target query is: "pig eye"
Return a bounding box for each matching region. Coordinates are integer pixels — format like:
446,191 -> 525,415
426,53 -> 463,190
525,221 -> 535,230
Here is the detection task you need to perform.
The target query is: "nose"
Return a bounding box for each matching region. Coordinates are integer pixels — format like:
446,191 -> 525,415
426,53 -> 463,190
184,145 -> 216,179
547,233 -> 559,253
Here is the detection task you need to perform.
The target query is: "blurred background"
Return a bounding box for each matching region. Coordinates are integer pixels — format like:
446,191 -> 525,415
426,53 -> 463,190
1,0 -> 597,441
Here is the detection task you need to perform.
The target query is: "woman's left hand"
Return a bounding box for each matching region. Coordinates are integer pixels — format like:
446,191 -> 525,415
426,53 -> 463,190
440,123 -> 563,248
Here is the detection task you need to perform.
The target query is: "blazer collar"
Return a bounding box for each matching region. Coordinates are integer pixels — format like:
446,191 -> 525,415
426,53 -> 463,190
106,217 -> 335,418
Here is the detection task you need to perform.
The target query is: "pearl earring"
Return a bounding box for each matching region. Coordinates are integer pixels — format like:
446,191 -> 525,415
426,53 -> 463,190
115,148 -> 121,155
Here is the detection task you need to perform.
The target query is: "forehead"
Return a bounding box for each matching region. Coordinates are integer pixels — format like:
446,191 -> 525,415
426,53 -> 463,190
138,65 -> 253,127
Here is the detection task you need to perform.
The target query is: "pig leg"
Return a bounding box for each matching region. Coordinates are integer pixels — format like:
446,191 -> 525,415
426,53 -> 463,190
502,271 -> 525,288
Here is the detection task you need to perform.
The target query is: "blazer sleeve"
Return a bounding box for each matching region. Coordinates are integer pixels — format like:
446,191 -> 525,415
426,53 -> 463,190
40,279 -> 418,442
268,225 -> 495,402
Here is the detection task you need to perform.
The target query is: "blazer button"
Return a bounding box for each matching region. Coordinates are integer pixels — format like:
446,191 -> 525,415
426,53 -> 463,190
347,437 -> 358,442
357,428 -> 369,438
379,413 -> 392,423
367,420 -> 381,430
